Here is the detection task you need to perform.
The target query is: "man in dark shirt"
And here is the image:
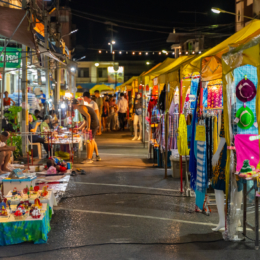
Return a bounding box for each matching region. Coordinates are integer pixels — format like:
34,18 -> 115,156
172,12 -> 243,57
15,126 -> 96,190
29,113 -> 50,157
72,99 -> 101,164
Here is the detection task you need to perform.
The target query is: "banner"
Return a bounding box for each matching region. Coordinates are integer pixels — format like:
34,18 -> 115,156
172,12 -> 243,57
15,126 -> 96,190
0,47 -> 21,68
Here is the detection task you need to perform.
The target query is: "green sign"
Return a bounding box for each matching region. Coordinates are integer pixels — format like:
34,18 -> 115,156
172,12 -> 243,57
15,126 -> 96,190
0,47 -> 22,68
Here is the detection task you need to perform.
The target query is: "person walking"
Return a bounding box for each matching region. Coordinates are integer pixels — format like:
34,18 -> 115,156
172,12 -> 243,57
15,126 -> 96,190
3,91 -> 15,107
94,90 -> 103,135
83,91 -> 101,159
118,93 -> 128,131
72,99 -> 101,163
102,96 -> 109,132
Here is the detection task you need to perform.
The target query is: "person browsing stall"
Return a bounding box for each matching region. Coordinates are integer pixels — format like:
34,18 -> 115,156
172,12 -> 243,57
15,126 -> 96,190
0,131 -> 16,174
72,99 -> 101,163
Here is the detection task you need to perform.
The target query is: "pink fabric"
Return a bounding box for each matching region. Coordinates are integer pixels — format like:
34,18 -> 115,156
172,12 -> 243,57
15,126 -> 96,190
234,134 -> 259,171
47,166 -> 57,175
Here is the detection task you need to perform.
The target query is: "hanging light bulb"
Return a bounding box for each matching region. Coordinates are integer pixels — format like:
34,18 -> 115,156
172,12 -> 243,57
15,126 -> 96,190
179,52 -> 182,55
99,50 -> 102,53
126,51 -> 128,54
186,51 -> 188,54
159,52 -> 161,55
132,52 -> 135,55
146,52 -> 148,55
172,52 -> 175,55
106,51 -> 108,53
112,51 -> 115,54
199,51 -> 201,54
139,52 -> 142,55
119,51 -> 122,54
152,52 -> 154,55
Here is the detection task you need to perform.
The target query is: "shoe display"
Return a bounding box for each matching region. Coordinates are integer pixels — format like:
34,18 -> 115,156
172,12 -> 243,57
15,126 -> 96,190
96,155 -> 101,161
132,136 -> 137,141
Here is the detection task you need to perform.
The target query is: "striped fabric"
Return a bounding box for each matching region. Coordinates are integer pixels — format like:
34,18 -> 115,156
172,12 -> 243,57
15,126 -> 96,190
196,141 -> 207,192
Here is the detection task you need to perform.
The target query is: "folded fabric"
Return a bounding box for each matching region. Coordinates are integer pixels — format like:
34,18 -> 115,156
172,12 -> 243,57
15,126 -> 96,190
47,166 -> 56,175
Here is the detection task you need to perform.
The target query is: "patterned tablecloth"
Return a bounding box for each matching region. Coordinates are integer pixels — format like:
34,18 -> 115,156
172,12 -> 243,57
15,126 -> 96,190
0,204 -> 52,245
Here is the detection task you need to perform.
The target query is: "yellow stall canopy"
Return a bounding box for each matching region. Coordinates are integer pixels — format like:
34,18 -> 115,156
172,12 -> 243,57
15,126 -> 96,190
117,76 -> 139,91
90,84 -> 114,95
184,19 -> 260,81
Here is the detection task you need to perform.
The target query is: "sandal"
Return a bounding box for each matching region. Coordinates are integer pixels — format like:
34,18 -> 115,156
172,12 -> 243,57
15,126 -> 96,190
70,171 -> 77,176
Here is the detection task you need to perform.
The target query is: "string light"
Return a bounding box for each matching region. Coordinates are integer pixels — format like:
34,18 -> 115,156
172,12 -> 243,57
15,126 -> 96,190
146,52 -> 148,55
179,52 -> 182,55
119,51 -> 122,54
186,51 -> 188,54
132,52 -> 135,55
99,50 -> 102,53
126,52 -> 128,54
159,52 -> 161,55
166,52 -> 168,55
139,52 -> 142,55
146,62 -> 150,65
199,51 -> 201,54
172,52 -> 175,55
112,51 -> 115,54
106,51 -> 108,53
192,51 -> 195,54
153,52 -> 154,55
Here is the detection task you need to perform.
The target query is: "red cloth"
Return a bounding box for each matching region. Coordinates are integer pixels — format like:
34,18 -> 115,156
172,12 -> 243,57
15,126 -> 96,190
147,99 -> 157,124
4,98 -> 10,106
58,166 -> 67,172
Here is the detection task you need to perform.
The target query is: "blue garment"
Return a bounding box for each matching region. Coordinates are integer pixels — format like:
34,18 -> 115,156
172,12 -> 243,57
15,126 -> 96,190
190,78 -> 199,109
203,88 -> 208,107
195,189 -> 206,210
196,141 -> 207,193
41,93 -> 46,104
189,95 -> 199,191
187,125 -> 192,148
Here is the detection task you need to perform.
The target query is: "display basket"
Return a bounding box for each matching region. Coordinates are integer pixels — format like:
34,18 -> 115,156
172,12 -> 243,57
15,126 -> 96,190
14,212 -> 29,220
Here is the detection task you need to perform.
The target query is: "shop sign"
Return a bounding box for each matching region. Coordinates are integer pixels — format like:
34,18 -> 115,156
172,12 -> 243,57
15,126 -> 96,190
0,47 -> 21,68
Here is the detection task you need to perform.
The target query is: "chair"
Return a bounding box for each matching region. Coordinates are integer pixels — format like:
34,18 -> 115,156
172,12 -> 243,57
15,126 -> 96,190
28,140 -> 42,159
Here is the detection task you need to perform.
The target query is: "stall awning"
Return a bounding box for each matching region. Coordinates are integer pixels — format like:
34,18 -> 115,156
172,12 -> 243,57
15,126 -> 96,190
90,84 -> 114,95
38,46 -> 66,66
184,20 -> 260,81
0,6 -> 35,49
117,76 -> 138,91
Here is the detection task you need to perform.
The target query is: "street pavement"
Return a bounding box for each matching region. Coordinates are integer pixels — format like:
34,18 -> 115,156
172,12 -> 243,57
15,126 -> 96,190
1,131 -> 260,259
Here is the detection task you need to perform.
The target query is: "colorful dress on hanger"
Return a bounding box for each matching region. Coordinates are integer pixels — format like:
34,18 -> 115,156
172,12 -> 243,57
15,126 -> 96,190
212,112 -> 226,191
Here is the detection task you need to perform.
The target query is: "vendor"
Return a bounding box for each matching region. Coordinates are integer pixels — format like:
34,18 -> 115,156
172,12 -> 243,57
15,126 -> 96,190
3,91 -> 15,106
72,99 -> 101,163
0,131 -> 16,174
28,114 -> 50,157
40,115 -> 51,136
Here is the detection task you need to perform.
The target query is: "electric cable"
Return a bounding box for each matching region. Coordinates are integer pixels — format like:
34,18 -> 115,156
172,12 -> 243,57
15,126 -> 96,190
61,192 -> 186,200
0,239 -> 227,259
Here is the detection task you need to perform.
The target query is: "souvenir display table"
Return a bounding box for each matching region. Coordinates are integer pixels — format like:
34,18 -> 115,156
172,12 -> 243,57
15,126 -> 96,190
6,189 -> 57,214
235,171 -> 260,250
0,203 -> 51,246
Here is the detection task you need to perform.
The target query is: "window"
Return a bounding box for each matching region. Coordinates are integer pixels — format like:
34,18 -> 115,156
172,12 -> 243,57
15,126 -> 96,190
78,68 -> 89,78
97,68 -> 107,78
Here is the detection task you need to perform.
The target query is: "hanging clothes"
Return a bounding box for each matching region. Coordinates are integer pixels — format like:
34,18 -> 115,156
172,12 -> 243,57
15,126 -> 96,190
196,140 -> 207,193
158,84 -> 166,112
213,116 -> 218,154
147,98 -> 157,124
177,114 -> 190,156
190,78 -> 199,109
212,112 -> 227,191
189,95 -> 199,191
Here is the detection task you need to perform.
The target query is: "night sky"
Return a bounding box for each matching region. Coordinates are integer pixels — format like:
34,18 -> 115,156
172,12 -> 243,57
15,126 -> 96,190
62,0 -> 235,62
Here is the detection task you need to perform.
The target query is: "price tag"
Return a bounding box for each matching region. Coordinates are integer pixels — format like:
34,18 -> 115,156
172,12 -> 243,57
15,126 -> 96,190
234,117 -> 239,124
195,125 -> 206,142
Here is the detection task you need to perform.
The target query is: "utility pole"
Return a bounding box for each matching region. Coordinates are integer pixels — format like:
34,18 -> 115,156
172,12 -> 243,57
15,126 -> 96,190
55,0 -> 61,111
44,2 -> 50,114
21,0 -> 28,154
